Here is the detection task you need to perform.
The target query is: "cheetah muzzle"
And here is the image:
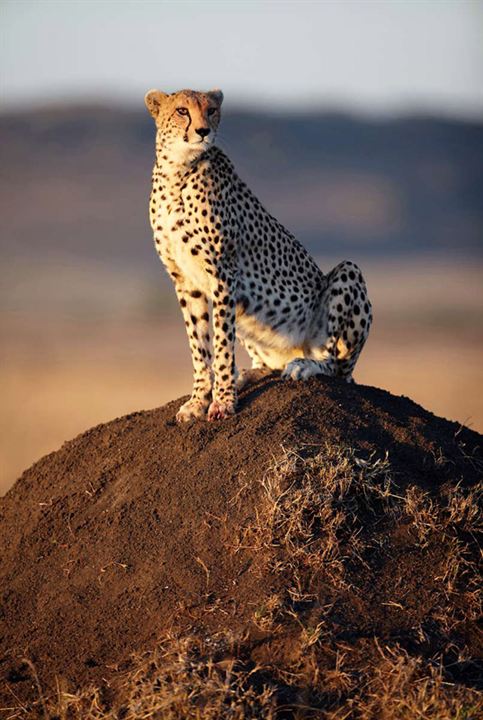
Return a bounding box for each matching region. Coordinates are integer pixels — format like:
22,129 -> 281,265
145,88 -> 372,422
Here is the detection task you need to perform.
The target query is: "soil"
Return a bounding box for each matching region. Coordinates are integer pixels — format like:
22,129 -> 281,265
0,374 -> 481,713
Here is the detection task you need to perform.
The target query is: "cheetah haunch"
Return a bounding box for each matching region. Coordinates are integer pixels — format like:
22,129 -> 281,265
145,88 -> 372,422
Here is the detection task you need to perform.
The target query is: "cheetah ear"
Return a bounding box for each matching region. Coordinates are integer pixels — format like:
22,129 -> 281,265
207,89 -> 223,107
144,89 -> 168,118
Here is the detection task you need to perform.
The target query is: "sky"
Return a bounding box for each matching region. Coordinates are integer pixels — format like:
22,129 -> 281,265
1,0 -> 483,117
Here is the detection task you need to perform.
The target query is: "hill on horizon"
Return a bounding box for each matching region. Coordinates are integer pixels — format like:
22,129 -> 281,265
1,375 -> 481,718
1,104 -> 482,267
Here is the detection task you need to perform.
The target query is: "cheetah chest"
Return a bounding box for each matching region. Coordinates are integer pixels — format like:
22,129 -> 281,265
156,202 -> 211,294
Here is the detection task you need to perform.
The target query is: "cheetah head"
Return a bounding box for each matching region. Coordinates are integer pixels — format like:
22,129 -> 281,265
145,88 -> 223,165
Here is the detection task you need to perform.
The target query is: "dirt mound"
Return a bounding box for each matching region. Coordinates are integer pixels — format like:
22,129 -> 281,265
1,375 -> 481,718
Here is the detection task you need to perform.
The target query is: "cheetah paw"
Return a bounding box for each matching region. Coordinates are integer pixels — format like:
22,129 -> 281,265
176,398 -> 209,423
282,359 -> 323,381
207,399 -> 236,421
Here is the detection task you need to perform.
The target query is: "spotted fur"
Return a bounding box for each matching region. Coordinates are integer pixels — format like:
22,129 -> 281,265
145,88 -> 372,421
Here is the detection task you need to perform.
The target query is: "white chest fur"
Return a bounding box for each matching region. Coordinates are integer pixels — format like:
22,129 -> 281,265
154,190 -> 212,295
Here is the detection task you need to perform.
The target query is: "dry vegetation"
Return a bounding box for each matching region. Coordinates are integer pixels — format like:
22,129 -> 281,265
5,444 -> 481,719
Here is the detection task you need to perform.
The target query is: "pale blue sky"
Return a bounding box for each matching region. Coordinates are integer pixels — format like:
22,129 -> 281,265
2,0 -> 483,117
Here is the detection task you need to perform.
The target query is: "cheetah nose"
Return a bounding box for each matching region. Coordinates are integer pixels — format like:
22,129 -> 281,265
195,127 -> 210,139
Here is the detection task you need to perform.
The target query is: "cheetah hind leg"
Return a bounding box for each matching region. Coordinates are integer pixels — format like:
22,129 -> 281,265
283,260 -> 372,384
321,259 -> 372,382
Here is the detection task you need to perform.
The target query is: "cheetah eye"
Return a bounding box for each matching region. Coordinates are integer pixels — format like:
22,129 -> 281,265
207,107 -> 217,116
176,107 -> 189,116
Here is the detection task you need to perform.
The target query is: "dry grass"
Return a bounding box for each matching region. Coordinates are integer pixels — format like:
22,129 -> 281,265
6,640 -> 481,720
3,636 -> 277,720
235,444 -> 395,595
341,644 -> 482,720
3,444 -> 481,719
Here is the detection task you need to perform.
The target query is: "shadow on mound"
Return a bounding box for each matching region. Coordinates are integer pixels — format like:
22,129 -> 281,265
1,376 -> 481,718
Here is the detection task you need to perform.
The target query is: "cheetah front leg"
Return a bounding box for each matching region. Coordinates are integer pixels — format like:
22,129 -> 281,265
208,272 -> 237,421
174,284 -> 213,422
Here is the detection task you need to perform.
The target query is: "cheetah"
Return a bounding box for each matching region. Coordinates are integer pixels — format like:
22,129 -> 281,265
145,88 -> 372,422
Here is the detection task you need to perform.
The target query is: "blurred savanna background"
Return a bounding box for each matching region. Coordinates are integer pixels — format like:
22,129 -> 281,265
1,0 -> 482,494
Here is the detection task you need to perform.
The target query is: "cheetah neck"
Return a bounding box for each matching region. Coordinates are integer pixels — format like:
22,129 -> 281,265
155,134 -> 211,181
155,152 -> 203,187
